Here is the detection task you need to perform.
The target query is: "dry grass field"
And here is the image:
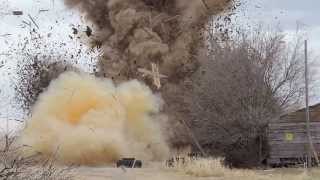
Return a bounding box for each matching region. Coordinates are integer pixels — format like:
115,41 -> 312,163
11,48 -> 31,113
71,159 -> 320,180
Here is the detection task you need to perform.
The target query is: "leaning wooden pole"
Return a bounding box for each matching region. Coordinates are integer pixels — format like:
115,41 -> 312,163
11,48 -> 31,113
180,119 -> 208,157
305,40 -> 319,167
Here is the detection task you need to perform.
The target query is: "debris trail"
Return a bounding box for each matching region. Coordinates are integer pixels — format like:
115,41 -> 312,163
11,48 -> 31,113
19,72 -> 169,165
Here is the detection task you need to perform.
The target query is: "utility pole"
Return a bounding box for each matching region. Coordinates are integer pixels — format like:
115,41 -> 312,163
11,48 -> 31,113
180,119 -> 207,157
305,40 -> 319,167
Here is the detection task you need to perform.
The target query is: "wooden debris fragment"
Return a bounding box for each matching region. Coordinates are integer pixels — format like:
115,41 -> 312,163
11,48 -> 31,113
85,26 -> 92,37
72,27 -> 78,35
28,14 -> 39,29
0,53 -> 11,56
22,20 -> 31,26
12,11 -> 23,15
138,63 -> 167,89
39,9 -> 49,13
151,63 -> 161,89
201,0 -> 210,11
0,34 -> 12,37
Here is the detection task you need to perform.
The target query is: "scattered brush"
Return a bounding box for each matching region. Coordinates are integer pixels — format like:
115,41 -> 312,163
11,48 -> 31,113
168,157 -> 314,180
0,133 -> 73,180
169,157 -> 228,177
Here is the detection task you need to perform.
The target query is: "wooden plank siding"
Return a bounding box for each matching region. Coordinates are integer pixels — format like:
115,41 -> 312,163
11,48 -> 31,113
267,104 -> 320,165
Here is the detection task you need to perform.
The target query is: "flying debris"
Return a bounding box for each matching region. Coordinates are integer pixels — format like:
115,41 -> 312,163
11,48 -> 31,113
28,14 -> 39,29
72,27 -> 78,35
39,9 -> 49,13
12,11 -> 23,15
85,26 -> 92,37
138,63 -> 167,89
0,34 -> 12,37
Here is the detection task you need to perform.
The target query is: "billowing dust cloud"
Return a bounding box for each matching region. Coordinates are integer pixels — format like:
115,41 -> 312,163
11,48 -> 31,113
64,0 -> 235,146
19,72 -> 169,165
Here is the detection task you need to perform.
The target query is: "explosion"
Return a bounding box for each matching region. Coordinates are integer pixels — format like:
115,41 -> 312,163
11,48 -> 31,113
64,0 -> 234,147
19,0 -> 235,165
19,72 -> 169,165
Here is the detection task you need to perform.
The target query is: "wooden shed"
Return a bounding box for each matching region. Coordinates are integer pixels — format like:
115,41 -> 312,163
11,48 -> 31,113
267,103 -> 320,165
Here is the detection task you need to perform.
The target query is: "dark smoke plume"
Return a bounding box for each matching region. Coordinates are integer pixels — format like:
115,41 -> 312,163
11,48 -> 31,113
64,0 -> 233,82
64,0 -> 236,146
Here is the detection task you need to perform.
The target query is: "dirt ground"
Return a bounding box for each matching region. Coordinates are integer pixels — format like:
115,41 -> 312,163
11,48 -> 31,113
71,163 -> 320,180
71,162 -> 193,180
72,161 -> 223,180
73,167 -> 198,180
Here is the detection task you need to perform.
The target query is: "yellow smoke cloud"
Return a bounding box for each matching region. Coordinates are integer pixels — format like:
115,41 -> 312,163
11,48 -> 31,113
19,72 -> 169,165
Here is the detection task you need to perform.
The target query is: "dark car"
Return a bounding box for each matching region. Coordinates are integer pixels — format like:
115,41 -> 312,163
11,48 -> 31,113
116,158 -> 142,168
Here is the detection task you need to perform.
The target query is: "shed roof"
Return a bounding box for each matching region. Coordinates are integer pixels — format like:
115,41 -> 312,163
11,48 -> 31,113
277,103 -> 320,123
